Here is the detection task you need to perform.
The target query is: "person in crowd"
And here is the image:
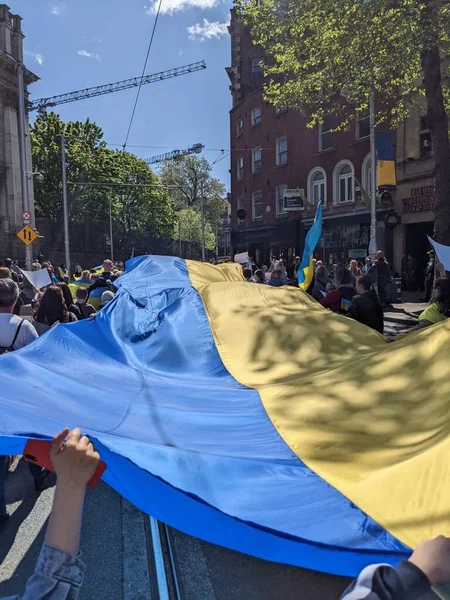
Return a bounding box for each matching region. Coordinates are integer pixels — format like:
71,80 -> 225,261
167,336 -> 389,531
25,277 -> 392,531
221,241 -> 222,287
375,250 -> 390,306
243,268 -> 253,282
268,270 -> 283,287
0,279 -> 38,354
0,279 -> 47,502
41,262 -> 59,284
0,427 -> 100,599
98,290 -> 114,310
88,259 -> 117,296
74,263 -> 82,278
423,249 -> 435,302
0,267 -> 11,279
412,276 -> 450,331
33,285 -> 78,336
348,275 -> 384,333
320,265 -> 355,313
3,259 -> 22,285
340,535 -> 450,600
36,251 -> 44,264
90,273 -> 99,285
74,287 -> 96,319
363,256 -> 378,287
57,264 -> 68,281
274,260 -> 288,284
81,270 -> 91,282
58,283 -> 80,320
312,265 -> 332,301
293,256 -> 301,279
348,259 -> 363,280
31,262 -> 42,271
252,270 -> 266,284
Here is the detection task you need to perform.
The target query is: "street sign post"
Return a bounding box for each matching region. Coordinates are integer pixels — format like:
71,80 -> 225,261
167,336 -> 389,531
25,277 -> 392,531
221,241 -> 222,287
17,225 -> 39,246
283,189 -> 305,212
22,211 -> 31,222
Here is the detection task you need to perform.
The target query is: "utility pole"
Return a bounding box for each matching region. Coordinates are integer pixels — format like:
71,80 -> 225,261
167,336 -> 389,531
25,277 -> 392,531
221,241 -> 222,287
200,180 -> 206,261
109,198 -> 114,262
178,219 -> 182,258
17,66 -> 33,270
368,88 -> 378,257
60,134 -> 71,272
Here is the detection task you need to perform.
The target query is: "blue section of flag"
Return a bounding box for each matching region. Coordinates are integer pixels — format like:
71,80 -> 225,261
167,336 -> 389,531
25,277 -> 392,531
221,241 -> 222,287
376,132 -> 395,161
0,255 -> 409,576
298,203 -> 323,288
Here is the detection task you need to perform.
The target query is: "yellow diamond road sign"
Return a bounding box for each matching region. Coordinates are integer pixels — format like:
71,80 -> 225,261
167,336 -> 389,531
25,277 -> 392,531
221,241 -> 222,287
17,225 -> 39,246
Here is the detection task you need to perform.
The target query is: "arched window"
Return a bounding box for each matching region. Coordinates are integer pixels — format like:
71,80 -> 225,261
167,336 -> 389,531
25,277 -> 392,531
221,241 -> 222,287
361,154 -> 373,197
307,168 -> 327,206
333,160 -> 355,204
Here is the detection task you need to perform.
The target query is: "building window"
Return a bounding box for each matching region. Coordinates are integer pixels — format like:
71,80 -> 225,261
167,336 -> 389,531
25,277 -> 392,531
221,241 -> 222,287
420,116 -> 432,158
252,147 -> 262,174
236,118 -> 243,137
276,136 -> 288,166
276,184 -> 288,217
319,114 -> 334,151
252,191 -> 262,220
361,154 -> 373,197
237,196 -> 245,224
251,106 -> 262,126
307,168 -> 326,205
251,57 -> 263,73
334,162 -> 354,204
356,114 -> 370,140
237,156 -> 244,180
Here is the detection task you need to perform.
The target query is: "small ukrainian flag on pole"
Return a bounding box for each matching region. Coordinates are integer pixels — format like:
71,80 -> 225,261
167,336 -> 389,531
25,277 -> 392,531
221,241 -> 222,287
297,202 -> 323,292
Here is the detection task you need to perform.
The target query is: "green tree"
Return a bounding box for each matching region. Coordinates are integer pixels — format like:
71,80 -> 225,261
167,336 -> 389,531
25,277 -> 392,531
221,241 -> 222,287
237,0 -> 450,244
160,155 -> 228,240
30,112 -> 174,252
175,207 -> 216,250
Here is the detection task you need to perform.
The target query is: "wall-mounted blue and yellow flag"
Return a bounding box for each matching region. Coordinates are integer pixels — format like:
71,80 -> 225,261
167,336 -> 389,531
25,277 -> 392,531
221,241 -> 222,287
298,202 -> 322,291
376,131 -> 396,188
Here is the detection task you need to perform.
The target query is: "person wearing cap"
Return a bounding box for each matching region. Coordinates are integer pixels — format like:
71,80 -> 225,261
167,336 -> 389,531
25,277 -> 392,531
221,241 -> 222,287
293,256 -> 301,279
423,249 -> 435,302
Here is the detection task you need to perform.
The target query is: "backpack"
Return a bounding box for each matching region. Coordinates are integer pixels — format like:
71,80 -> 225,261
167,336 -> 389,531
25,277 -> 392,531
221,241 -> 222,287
0,319 -> 24,355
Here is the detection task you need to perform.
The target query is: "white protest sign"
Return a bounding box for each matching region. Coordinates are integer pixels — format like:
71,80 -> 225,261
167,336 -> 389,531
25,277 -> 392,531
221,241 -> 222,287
20,268 -> 52,290
234,252 -> 250,265
427,236 -> 450,271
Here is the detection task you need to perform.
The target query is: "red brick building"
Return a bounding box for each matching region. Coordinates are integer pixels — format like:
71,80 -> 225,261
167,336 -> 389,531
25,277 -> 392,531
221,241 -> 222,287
227,9 -> 394,270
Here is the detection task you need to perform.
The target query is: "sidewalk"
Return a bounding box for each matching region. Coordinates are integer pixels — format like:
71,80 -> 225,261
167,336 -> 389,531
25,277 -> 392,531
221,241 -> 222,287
383,291 -> 427,337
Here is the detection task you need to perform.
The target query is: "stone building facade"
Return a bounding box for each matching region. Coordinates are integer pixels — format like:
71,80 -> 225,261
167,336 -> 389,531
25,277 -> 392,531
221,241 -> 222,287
0,4 -> 37,260
227,9 -> 394,270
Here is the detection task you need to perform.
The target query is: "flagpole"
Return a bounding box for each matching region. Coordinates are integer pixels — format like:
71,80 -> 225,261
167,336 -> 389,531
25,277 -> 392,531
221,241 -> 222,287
368,88 -> 378,257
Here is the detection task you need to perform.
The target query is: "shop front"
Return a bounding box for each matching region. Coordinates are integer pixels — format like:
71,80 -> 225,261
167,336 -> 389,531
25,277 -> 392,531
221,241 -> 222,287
231,219 -> 305,269
393,178 -> 435,277
319,211 -> 393,268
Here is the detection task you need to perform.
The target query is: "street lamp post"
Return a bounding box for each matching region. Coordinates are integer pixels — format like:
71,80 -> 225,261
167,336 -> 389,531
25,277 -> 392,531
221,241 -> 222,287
60,134 -> 71,273
200,180 -> 206,261
17,66 -> 33,270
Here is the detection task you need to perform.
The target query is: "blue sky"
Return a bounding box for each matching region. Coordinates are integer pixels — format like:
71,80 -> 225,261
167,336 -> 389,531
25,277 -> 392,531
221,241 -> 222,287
13,0 -> 232,187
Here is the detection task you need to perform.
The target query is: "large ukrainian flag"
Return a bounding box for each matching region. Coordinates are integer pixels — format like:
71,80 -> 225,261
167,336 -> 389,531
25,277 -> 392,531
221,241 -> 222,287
1,256 -> 450,576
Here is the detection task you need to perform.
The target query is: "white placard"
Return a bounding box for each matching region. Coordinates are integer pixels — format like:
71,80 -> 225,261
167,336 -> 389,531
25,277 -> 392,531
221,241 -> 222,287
20,268 -> 52,290
234,252 -> 250,265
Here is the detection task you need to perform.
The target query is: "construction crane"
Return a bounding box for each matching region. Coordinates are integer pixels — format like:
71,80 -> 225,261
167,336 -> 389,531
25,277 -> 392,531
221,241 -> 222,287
146,143 -> 204,165
28,61 -> 206,113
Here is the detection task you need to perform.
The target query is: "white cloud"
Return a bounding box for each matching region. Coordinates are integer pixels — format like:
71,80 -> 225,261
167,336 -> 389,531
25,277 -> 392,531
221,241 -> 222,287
77,49 -> 102,63
146,0 -> 220,15
25,50 -> 44,65
51,6 -> 61,15
187,18 -> 229,41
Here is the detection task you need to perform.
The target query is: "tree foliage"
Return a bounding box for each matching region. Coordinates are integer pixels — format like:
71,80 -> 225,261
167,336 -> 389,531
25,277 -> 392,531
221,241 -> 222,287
237,0 -> 450,128
160,155 -> 228,245
30,112 -> 174,244
175,208 -> 216,250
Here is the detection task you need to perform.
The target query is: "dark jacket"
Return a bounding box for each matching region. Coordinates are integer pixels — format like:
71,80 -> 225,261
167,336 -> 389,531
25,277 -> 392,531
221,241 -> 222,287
376,258 -> 390,281
348,288 -> 384,333
312,276 -> 331,302
320,284 -> 355,313
340,561 -> 430,600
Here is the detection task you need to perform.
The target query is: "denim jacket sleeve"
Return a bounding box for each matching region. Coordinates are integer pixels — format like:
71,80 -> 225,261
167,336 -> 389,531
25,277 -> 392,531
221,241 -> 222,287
2,543 -> 85,600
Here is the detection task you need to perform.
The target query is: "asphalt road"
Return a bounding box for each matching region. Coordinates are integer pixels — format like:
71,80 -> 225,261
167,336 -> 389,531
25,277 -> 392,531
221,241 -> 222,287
0,456 -> 124,600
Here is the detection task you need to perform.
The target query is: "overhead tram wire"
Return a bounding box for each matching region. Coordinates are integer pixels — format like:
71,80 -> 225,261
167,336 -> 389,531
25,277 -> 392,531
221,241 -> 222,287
122,0 -> 164,151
